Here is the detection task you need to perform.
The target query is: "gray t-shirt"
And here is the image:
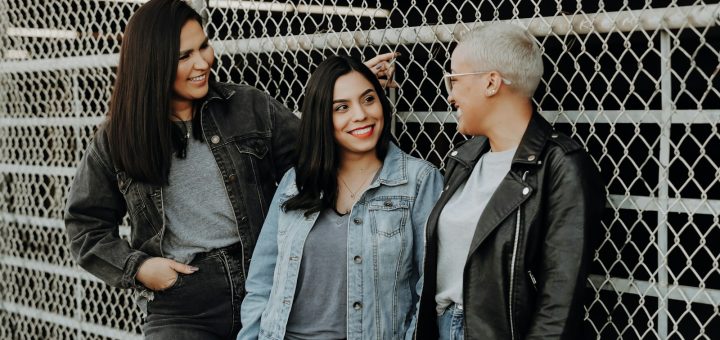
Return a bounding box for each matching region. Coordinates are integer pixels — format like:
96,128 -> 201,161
285,208 -> 349,340
435,146 -> 516,313
161,120 -> 239,264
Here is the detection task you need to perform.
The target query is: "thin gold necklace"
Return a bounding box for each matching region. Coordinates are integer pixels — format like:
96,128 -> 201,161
339,168 -> 377,199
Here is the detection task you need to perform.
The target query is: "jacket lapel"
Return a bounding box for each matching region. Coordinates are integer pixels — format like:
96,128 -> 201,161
465,170 -> 533,259
465,113 -> 552,257
425,138 -> 487,242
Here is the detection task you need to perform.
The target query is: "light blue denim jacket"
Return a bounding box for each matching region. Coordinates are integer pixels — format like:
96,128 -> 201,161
238,143 -> 443,340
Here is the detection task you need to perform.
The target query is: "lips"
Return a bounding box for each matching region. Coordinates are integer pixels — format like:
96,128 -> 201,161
188,73 -> 207,84
348,125 -> 374,138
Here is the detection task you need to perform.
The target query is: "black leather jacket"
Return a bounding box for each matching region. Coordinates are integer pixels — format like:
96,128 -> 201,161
64,82 -> 299,289
416,114 -> 605,339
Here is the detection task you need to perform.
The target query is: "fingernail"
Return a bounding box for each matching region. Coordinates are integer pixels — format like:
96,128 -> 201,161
190,266 -> 199,271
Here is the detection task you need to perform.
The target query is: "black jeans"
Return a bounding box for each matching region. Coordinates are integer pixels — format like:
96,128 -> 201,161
143,243 -> 246,339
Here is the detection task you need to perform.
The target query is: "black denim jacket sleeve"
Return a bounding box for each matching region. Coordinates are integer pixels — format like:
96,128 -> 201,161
64,132 -> 150,289
267,96 -> 300,179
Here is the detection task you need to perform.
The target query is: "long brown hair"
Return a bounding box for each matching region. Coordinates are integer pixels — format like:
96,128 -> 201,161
106,0 -> 203,185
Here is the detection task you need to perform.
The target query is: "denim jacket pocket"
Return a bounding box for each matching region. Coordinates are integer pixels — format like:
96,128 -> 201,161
233,136 -> 269,159
229,136 -> 271,192
116,172 -> 144,217
116,172 -> 160,238
368,197 -> 411,237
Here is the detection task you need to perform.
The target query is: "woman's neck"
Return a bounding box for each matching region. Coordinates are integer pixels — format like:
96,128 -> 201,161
171,100 -> 194,121
338,153 -> 382,176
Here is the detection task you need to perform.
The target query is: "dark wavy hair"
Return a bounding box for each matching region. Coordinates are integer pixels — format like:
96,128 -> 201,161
283,55 -> 393,216
106,0 -> 203,185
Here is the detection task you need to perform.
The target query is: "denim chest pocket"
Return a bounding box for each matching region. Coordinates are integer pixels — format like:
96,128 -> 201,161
368,197 -> 411,237
232,136 -> 269,159
116,172 -> 159,234
116,172 -> 144,217
229,136 -> 271,187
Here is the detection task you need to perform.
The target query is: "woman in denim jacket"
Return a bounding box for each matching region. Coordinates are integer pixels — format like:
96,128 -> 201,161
238,56 -> 443,340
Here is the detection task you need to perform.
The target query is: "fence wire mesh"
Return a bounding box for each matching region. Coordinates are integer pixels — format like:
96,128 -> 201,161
0,0 -> 719,339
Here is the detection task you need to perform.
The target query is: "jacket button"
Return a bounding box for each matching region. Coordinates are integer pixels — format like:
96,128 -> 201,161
228,174 -> 237,182
444,185 -> 449,191
451,150 -> 458,156
353,255 -> 362,264
522,187 -> 530,195
211,135 -> 220,144
353,302 -> 362,310
383,200 -> 392,207
353,218 -> 363,225
527,155 -> 536,161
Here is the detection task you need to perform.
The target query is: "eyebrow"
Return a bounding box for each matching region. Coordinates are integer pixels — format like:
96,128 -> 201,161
333,88 -> 375,103
179,38 -> 209,56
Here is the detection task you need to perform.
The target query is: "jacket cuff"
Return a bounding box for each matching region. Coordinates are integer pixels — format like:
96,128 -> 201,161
121,251 -> 151,289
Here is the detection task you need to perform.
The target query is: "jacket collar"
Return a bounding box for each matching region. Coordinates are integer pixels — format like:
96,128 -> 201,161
369,142 -> 408,188
449,113 -> 553,168
205,81 -> 236,102
512,113 -> 553,165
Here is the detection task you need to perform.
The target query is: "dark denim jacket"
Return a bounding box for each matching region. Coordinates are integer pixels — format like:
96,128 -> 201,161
64,82 -> 300,289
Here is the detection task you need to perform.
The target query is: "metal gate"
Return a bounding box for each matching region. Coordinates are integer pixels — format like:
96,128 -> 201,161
1,1 -> 718,339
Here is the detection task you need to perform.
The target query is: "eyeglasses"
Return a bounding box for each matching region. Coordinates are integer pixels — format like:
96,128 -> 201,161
442,71 -> 512,94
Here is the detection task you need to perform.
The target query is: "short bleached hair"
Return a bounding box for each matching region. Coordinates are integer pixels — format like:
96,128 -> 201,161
458,22 -> 544,98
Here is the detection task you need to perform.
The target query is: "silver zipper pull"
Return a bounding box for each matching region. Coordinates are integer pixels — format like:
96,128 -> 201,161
528,270 -> 537,286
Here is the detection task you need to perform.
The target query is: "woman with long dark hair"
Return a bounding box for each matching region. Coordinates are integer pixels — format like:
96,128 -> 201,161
238,56 -> 443,340
64,0 -> 395,338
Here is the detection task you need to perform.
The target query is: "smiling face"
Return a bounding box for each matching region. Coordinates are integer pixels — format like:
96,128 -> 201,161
332,71 -> 385,159
172,19 -> 214,107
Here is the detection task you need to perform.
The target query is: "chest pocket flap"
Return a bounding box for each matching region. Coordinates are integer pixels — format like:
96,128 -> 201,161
368,197 -> 411,237
232,136 -> 269,159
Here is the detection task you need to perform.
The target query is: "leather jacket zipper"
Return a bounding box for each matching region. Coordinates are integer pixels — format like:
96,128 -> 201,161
509,170 -> 529,340
528,270 -> 538,291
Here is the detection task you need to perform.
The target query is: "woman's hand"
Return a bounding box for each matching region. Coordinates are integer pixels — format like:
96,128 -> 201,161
135,257 -> 198,291
364,52 -> 399,88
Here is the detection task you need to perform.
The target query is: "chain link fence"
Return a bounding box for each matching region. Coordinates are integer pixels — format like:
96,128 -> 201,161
1,0 -> 719,339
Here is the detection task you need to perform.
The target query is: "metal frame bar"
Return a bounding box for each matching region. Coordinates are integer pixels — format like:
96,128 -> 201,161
656,30 -> 673,339
395,110 -> 720,124
3,110 -> 719,126
587,275 -> 720,307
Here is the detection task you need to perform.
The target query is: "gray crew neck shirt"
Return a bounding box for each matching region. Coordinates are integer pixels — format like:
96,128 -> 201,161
435,146 -> 517,313
161,120 -> 239,264
285,208 -> 349,340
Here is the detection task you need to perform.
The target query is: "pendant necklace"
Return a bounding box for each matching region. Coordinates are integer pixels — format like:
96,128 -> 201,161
339,168 -> 377,199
